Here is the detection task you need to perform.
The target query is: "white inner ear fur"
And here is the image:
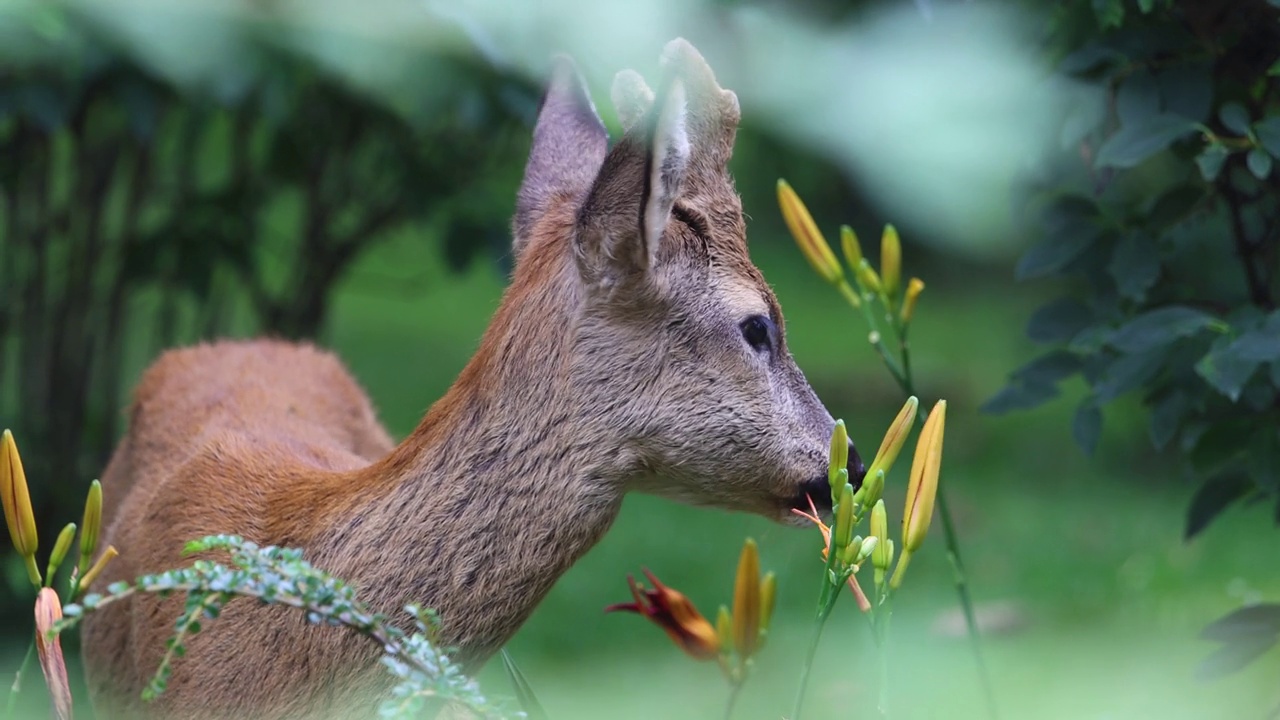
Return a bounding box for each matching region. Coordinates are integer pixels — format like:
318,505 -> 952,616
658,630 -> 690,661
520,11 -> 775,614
642,79 -> 690,269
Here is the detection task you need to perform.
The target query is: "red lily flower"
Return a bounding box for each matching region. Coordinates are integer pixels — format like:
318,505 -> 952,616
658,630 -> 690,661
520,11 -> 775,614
604,568 -> 720,661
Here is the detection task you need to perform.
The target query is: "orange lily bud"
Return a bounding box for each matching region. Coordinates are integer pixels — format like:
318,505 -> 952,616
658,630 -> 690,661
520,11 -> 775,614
35,588 -> 73,720
80,480 -> 102,569
892,400 -> 946,589
732,538 -> 761,659
866,396 -> 919,482
77,546 -> 118,593
778,179 -> 842,285
900,278 -> 925,325
2,430 -> 41,587
46,523 -> 76,585
880,224 -> 902,298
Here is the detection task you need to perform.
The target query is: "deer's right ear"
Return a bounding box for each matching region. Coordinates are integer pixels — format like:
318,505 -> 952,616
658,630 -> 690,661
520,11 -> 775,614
512,56 -> 608,263
575,78 -> 690,287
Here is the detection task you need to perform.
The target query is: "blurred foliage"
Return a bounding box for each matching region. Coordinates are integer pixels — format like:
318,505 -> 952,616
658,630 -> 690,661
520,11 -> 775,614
986,0 -> 1280,682
0,1 -> 537,594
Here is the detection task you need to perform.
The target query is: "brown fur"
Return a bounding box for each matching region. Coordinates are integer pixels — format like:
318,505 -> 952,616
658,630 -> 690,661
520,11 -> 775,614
81,39 -> 862,720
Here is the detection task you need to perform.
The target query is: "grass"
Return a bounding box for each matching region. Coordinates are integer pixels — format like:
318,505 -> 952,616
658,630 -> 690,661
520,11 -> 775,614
4,222 -> 1278,718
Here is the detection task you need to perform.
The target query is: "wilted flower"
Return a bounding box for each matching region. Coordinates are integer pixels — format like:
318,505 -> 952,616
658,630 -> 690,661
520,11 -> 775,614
891,400 -> 947,589
605,568 -> 720,660
35,588 -> 72,720
2,429 -> 41,587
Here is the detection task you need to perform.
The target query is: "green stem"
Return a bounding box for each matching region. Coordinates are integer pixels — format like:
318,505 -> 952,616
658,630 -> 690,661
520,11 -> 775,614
875,609 -> 892,718
790,593 -> 839,720
4,641 -> 35,719
722,679 -> 744,720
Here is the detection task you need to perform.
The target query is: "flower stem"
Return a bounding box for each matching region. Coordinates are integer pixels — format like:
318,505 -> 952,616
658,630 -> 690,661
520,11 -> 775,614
722,679 -> 744,720
790,593 -> 839,720
4,641 -> 35,719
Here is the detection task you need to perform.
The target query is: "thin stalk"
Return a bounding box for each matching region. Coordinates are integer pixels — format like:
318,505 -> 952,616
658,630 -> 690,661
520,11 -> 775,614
4,641 -> 35,719
791,531 -> 845,720
722,679 -> 744,720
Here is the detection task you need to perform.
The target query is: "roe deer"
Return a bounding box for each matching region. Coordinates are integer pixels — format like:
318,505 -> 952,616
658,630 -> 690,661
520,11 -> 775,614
81,38 -> 865,720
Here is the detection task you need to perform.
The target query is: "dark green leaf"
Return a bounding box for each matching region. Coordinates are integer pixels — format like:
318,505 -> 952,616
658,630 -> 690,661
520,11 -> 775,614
1247,148 -> 1273,179
1012,350 -> 1084,385
1058,44 -> 1125,76
1250,429 -> 1280,492
1073,400 -> 1103,455
1108,232 -> 1161,301
1094,350 -> 1164,402
1148,184 -> 1208,228
1255,117 -> 1280,157
1219,103 -> 1252,135
1202,604 -> 1280,643
1149,390 -> 1189,450
1186,473 -> 1253,539
1015,222 -> 1101,280
1156,61 -> 1213,122
1027,298 -> 1093,344
980,381 -> 1060,415
1092,0 -> 1125,28
1196,633 -> 1277,680
1271,360 -> 1280,388
1116,73 -> 1160,127
1109,306 -> 1219,353
1189,420 -> 1253,475
1196,338 -> 1262,402
1095,114 -> 1196,169
1231,316 -> 1280,361
1196,145 -> 1230,181
1137,0 -> 1154,12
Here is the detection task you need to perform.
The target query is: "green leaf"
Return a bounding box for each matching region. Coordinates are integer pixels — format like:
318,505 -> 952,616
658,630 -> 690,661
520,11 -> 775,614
1185,473 -> 1253,539
1219,103 -> 1252,135
1246,148 -> 1273,179
1116,73 -> 1160,127
1201,604 -> 1280,643
1255,117 -> 1280,156
1015,222 -> 1101,280
1095,114 -> 1197,168
1156,61 -> 1213,123
1092,0 -> 1125,28
1149,390 -> 1189,450
1137,0 -> 1154,11
1012,350 -> 1084,386
1196,633 -> 1277,681
1108,232 -> 1161,301
1027,298 -> 1094,344
1093,351 -> 1164,402
1073,400 -> 1103,455
1196,337 -> 1262,402
1109,307 -> 1220,353
980,381 -> 1060,415
1231,312 -> 1280,360
1196,144 -> 1230,181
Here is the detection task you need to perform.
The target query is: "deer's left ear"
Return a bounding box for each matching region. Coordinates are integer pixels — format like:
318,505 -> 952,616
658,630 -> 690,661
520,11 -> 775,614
513,55 -> 609,263
575,78 -> 690,285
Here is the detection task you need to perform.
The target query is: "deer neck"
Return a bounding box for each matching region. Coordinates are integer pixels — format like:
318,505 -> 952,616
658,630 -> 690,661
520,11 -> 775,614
315,248 -> 631,666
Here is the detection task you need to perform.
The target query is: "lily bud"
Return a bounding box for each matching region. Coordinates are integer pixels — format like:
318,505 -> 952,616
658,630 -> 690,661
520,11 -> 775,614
77,546 -> 118,593
840,225 -> 864,271
900,278 -> 925,325
716,605 -> 733,655
2,430 -> 41,587
840,534 -> 863,566
759,571 -> 777,637
851,468 -> 884,511
866,396 -> 919,481
35,588 -> 72,720
854,536 -> 878,566
778,179 -> 842,285
46,523 -> 77,584
880,224 -> 902,298
892,400 -> 946,589
829,420 -> 849,501
80,480 -> 102,568
855,259 -> 883,295
833,483 -> 855,554
871,500 -> 891,588
732,538 -> 762,659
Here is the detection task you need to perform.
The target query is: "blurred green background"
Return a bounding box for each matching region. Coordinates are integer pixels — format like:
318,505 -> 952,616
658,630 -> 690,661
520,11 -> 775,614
2,0 -> 1278,718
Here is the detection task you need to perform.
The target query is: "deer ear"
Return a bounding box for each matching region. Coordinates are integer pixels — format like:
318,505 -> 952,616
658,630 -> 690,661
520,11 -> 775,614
513,55 -> 608,263
576,78 -> 689,285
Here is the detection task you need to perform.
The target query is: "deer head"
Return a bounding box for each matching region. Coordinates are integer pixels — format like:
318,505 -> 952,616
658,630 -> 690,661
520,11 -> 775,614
512,39 -> 864,522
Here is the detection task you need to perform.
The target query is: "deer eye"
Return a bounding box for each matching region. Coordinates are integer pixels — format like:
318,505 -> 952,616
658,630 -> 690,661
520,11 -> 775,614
739,315 -> 774,353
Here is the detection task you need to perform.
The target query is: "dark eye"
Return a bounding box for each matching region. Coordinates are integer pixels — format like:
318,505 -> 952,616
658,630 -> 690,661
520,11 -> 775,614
740,315 -> 774,352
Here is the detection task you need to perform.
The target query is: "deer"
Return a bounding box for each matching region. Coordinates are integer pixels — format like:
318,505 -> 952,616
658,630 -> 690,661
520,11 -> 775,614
80,38 -> 866,720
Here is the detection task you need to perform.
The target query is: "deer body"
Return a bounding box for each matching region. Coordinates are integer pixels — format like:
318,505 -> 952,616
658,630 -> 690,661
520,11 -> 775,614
82,40 -> 862,720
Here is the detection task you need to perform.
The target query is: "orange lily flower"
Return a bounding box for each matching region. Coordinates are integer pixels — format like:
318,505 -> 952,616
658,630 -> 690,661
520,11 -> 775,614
605,568 -> 720,661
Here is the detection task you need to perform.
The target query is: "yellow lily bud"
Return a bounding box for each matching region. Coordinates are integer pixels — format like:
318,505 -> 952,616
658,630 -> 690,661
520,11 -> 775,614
716,605 -> 733,655
892,400 -> 946,589
854,536 -> 878,566
840,225 -> 864,272
46,523 -> 77,584
880,224 -> 902,298
829,420 -> 849,494
80,480 -> 102,569
871,500 -> 891,588
2,430 -> 41,587
852,468 -> 884,510
778,179 -> 842,285
34,588 -> 72,720
900,278 -> 925,325
732,538 -> 761,659
78,545 -> 118,592
840,534 -> 862,565
855,259 -> 883,295
759,571 -> 777,641
866,396 -> 920,481
833,483 -> 855,554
